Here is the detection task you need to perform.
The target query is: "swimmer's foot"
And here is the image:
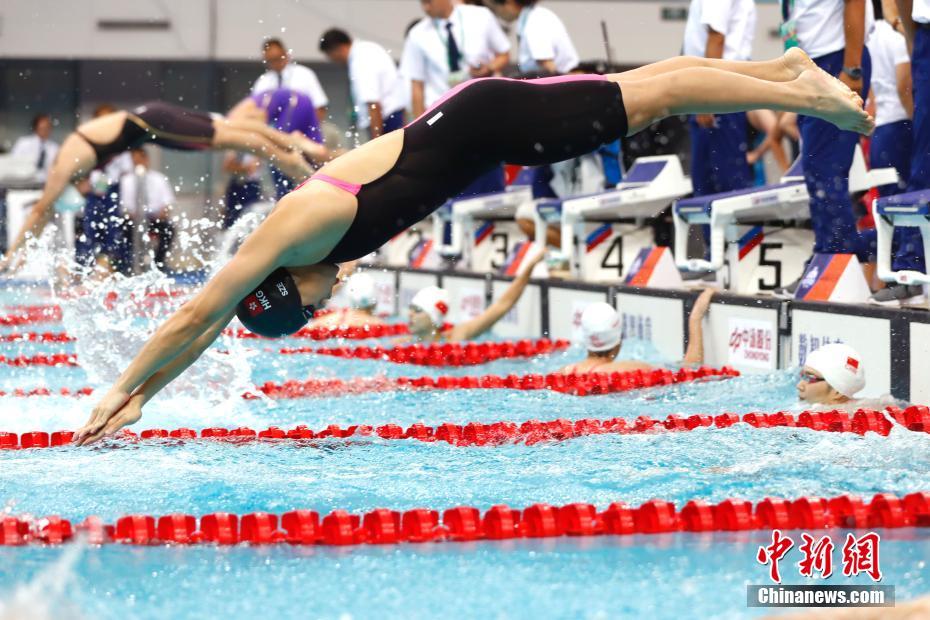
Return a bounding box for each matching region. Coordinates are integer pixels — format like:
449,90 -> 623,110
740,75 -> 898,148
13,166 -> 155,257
781,47 -> 816,80
793,68 -> 874,135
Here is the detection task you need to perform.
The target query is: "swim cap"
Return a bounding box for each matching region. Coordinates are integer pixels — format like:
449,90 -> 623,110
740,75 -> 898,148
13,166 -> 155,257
581,302 -> 621,352
804,343 -> 866,398
410,286 -> 450,328
235,267 -> 315,337
345,273 -> 377,309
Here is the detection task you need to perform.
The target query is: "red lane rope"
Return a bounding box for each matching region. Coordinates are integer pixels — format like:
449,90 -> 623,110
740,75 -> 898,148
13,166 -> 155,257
0,306 -> 62,327
4,491 -> 929,546
0,353 -> 77,367
0,325 -> 409,346
0,332 -> 75,344
225,323 -> 410,340
0,338 -> 566,368
0,367 -> 734,399
1,407 -> 912,451
279,338 -> 571,366
254,366 -> 737,398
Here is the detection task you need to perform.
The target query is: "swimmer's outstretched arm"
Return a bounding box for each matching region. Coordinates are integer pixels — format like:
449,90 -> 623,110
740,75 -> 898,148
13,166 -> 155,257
75,311 -> 235,445
74,195 -> 347,446
74,243 -> 280,446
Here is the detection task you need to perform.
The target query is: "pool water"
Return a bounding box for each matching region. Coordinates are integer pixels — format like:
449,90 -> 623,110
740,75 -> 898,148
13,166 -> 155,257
1,279 -> 929,619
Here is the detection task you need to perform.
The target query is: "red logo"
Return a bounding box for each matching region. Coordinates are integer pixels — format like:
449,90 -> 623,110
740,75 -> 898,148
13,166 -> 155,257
757,529 -> 794,583
757,530 -> 882,583
846,357 -> 860,372
798,533 -> 834,578
842,532 -> 882,581
244,294 -> 264,317
435,301 -> 449,315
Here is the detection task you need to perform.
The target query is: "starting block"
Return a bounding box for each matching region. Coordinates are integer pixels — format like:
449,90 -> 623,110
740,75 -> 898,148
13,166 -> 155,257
435,184 -> 533,272
532,155 -> 691,282
875,189 -> 930,285
379,214 -> 439,268
793,253 -> 871,303
623,246 -> 683,289
673,146 -> 898,295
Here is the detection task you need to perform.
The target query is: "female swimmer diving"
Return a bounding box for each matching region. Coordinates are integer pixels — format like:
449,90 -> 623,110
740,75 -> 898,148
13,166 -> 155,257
2,90 -> 329,267
75,49 -> 873,445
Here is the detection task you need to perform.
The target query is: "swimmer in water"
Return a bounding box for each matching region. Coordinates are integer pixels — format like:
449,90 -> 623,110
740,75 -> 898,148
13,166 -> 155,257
75,49 -> 874,445
2,93 -> 329,269
558,288 -> 714,374
796,342 -> 878,409
404,252 -> 544,343
308,271 -> 387,329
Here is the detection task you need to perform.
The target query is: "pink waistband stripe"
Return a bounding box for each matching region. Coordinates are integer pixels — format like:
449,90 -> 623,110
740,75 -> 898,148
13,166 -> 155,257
310,173 -> 361,196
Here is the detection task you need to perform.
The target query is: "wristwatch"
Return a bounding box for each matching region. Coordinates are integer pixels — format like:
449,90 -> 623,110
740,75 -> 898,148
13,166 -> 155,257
842,66 -> 863,80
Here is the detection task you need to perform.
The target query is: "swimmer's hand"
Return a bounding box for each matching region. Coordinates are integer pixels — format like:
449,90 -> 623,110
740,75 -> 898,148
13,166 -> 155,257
74,389 -> 136,446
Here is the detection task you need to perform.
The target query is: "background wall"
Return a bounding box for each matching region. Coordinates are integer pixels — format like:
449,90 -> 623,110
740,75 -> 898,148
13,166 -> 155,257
0,1 -> 783,215
0,1 -> 783,63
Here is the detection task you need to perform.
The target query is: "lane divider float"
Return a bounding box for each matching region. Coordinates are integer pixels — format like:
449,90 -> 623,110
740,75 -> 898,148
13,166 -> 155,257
3,491 -> 929,546
0,338 -> 567,369
3,406 -> 922,450
279,338 -> 570,366
0,366 -> 737,399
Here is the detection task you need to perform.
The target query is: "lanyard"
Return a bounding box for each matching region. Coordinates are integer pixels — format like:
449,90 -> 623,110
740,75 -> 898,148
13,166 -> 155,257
781,0 -> 794,23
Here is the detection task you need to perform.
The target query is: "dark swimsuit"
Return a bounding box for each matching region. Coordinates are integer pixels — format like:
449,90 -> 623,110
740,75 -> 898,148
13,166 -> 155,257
76,101 -> 216,165
314,75 -> 629,264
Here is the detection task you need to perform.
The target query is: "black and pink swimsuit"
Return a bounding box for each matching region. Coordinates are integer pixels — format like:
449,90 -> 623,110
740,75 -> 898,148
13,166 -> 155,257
77,101 -> 216,166
312,74 -> 629,264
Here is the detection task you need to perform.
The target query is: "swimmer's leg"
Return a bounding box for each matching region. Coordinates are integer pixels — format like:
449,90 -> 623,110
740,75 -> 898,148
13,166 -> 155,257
615,48 -> 815,83
3,133 -> 96,264
212,124 -> 312,181
614,65 -> 872,136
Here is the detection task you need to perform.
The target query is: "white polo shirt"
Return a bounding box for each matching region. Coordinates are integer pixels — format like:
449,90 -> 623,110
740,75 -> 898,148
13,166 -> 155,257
785,0 -> 874,59
348,40 -> 407,129
683,0 -> 756,60
915,0 -> 930,23
119,169 -> 176,218
252,63 -> 330,108
517,5 -> 579,74
10,134 -> 59,180
868,20 -> 910,127
400,4 -> 510,107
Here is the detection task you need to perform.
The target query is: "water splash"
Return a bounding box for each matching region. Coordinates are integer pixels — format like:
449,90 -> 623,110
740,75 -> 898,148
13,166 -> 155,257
0,541 -> 84,620
53,262 -> 256,421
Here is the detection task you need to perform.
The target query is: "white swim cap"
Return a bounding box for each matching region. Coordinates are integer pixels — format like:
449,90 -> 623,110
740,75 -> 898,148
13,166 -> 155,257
345,273 -> 377,309
410,286 -> 450,327
581,302 -> 621,352
804,343 -> 866,398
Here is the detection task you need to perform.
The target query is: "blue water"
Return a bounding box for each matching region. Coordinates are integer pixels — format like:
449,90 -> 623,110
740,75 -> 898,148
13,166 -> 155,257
1,283 -> 928,619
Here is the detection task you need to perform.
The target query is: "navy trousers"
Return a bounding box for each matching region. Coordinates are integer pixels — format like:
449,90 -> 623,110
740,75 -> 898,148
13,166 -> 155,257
895,25 -> 930,272
798,48 -> 872,261
689,112 -> 753,257
871,119 -> 921,271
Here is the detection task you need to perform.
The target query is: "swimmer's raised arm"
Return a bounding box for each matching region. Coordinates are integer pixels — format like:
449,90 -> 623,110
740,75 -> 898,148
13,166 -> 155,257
449,252 -> 543,342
